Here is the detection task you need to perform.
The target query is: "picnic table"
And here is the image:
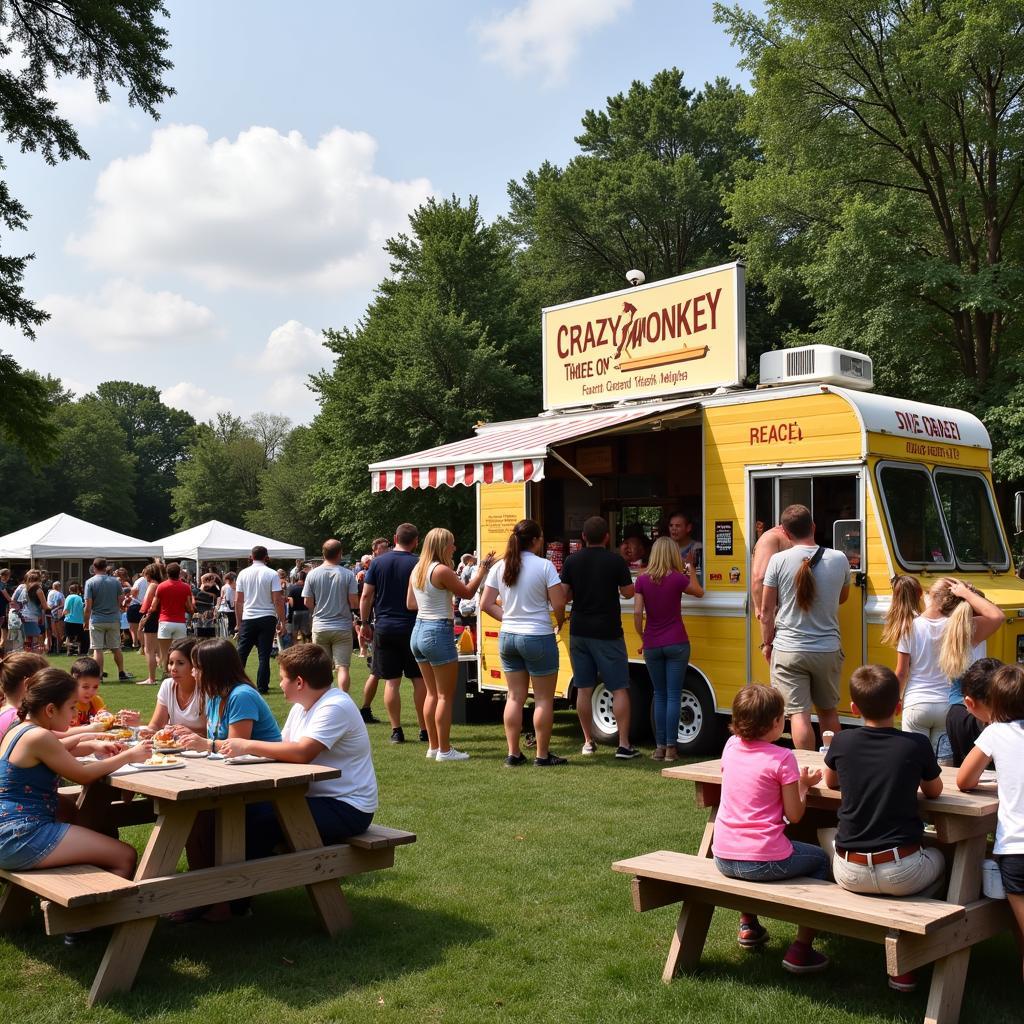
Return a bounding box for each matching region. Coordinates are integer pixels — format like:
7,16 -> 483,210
0,757 -> 415,1006
614,750 -> 1011,1024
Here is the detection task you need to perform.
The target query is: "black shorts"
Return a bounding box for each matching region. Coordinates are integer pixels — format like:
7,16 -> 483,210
143,614 -> 159,634
371,629 -> 422,682
997,854 -> 1024,895
945,702 -> 984,768
126,604 -> 142,623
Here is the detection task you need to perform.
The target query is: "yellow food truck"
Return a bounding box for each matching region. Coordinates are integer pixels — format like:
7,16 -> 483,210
370,262 -> 1024,752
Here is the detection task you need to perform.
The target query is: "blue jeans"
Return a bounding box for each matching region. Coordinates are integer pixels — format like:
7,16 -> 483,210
410,618 -> 458,666
644,642 -> 690,747
715,840 -> 830,882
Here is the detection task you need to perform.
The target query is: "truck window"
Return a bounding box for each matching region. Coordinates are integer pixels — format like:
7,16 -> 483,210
877,464 -> 953,569
934,470 -> 1009,570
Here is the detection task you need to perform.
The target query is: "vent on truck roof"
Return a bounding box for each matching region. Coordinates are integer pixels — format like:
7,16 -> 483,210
760,345 -> 873,391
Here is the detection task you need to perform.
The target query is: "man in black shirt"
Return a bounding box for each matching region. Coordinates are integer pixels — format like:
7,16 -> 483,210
358,523 -> 426,744
561,516 -> 638,759
823,664 -> 944,992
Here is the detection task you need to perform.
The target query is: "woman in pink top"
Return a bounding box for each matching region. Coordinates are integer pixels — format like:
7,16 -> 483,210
633,537 -> 703,762
712,684 -> 829,975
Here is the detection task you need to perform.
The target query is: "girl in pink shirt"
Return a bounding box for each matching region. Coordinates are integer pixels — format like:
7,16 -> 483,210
712,684 -> 829,974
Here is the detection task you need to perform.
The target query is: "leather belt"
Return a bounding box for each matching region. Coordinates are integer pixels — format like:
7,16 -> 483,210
836,843 -> 921,866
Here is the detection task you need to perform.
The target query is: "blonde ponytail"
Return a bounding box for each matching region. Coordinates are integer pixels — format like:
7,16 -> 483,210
882,575 -> 923,649
939,599 -> 975,679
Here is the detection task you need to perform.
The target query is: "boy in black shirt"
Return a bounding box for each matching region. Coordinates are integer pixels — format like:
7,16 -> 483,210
823,664 -> 945,993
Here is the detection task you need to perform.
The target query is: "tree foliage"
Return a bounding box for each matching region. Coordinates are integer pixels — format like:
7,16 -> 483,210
92,381 -> 195,537
502,68 -> 807,369
0,1 -> 173,453
716,0 -> 1024,473
245,426 -> 331,554
310,196 -> 539,551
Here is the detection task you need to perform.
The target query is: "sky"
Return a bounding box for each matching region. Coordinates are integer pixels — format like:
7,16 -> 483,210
1,0 -> 762,424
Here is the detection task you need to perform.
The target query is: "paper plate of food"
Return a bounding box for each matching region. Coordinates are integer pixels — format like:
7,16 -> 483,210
135,753 -> 187,770
181,749 -> 209,758
152,729 -> 187,753
224,754 -> 276,765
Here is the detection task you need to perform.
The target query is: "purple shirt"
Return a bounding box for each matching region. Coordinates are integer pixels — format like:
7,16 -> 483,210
635,570 -> 690,647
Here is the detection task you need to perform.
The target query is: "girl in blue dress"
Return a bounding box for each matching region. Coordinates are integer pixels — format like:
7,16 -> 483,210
0,668 -> 150,875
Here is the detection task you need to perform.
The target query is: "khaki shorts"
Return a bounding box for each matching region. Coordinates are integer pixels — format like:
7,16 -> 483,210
312,627 -> 353,669
89,622 -> 122,652
770,647 -> 842,716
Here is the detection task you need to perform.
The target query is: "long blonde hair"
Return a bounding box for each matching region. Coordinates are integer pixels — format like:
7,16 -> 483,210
413,528 -> 454,590
932,578 -> 982,680
645,536 -> 684,584
881,574 -> 923,648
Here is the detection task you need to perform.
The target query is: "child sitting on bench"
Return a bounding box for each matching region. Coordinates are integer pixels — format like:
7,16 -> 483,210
712,684 -> 829,974
823,664 -> 944,994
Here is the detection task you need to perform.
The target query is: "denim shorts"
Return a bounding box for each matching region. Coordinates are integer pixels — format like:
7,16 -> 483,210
21,619 -> 42,637
569,634 -> 629,690
0,819 -> 70,870
499,631 -> 559,676
410,618 -> 458,667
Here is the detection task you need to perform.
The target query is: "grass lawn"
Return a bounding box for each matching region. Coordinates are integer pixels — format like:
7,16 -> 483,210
0,648 -> 1017,1023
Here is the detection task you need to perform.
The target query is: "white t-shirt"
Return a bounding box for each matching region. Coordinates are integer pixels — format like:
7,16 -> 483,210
218,583 -> 235,612
235,561 -> 282,620
898,616 -> 985,707
485,552 -> 562,636
975,721 -> 1024,854
156,678 -> 205,732
282,688 -> 378,812
130,577 -> 146,604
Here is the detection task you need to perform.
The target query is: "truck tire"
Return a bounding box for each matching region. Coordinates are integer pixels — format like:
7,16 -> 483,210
587,673 -> 653,747
672,674 -> 725,755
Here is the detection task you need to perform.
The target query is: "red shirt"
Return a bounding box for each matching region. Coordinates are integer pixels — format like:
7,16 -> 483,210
154,579 -> 192,623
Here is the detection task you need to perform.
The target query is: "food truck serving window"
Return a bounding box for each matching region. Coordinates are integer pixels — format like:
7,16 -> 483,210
877,463 -> 953,570
934,469 -> 1009,570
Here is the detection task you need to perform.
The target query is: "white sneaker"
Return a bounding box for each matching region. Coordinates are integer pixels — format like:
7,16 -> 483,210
436,748 -> 470,761
426,748 -> 439,760
582,740 -> 598,755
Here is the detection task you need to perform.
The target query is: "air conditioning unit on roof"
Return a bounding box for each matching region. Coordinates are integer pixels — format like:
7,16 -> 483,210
759,345 -> 873,391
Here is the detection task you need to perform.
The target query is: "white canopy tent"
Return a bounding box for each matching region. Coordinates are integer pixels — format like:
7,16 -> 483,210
0,513 -> 161,562
155,520 -> 305,566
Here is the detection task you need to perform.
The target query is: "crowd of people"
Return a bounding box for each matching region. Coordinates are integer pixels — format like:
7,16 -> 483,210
2,505 -> 1024,981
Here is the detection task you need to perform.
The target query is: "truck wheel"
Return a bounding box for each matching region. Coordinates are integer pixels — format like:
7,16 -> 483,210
587,675 -> 653,747
672,675 -> 724,755
589,683 -> 619,745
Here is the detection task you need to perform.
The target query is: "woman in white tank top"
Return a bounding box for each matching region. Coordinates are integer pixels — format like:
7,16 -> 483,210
407,529 -> 494,761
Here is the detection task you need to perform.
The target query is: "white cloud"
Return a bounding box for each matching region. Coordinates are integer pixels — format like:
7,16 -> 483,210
476,0 -> 632,82
48,76 -> 108,127
68,124 -> 433,292
40,280 -> 218,353
160,382 -> 236,422
254,319 -> 331,408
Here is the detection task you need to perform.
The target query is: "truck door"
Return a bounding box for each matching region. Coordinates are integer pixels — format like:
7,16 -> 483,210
748,470 -> 864,714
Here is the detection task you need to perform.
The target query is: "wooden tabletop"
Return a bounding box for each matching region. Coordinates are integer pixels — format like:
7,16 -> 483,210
662,749 -> 999,818
92,759 -> 339,801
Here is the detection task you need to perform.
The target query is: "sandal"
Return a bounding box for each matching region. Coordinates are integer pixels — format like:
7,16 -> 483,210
651,747 -> 666,761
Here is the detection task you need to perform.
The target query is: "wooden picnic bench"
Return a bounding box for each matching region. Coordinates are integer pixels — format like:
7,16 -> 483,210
0,760 -> 415,1006
614,751 -> 1012,1024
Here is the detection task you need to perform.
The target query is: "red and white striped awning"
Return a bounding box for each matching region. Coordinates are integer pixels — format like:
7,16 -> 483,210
369,401 -> 692,493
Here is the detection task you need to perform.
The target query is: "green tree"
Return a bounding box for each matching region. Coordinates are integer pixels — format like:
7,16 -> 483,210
310,196 -> 538,550
0,1 -> 173,451
502,68 -> 804,369
50,398 -> 137,530
246,426 -> 330,553
716,1 -> 1024,473
92,381 -> 196,538
170,414 -> 282,530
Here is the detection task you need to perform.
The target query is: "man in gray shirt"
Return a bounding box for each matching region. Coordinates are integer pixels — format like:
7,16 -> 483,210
303,538 -> 359,692
83,558 -> 133,680
760,504 -> 850,750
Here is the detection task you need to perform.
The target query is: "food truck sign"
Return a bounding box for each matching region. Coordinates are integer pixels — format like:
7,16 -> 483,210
542,262 -> 746,411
